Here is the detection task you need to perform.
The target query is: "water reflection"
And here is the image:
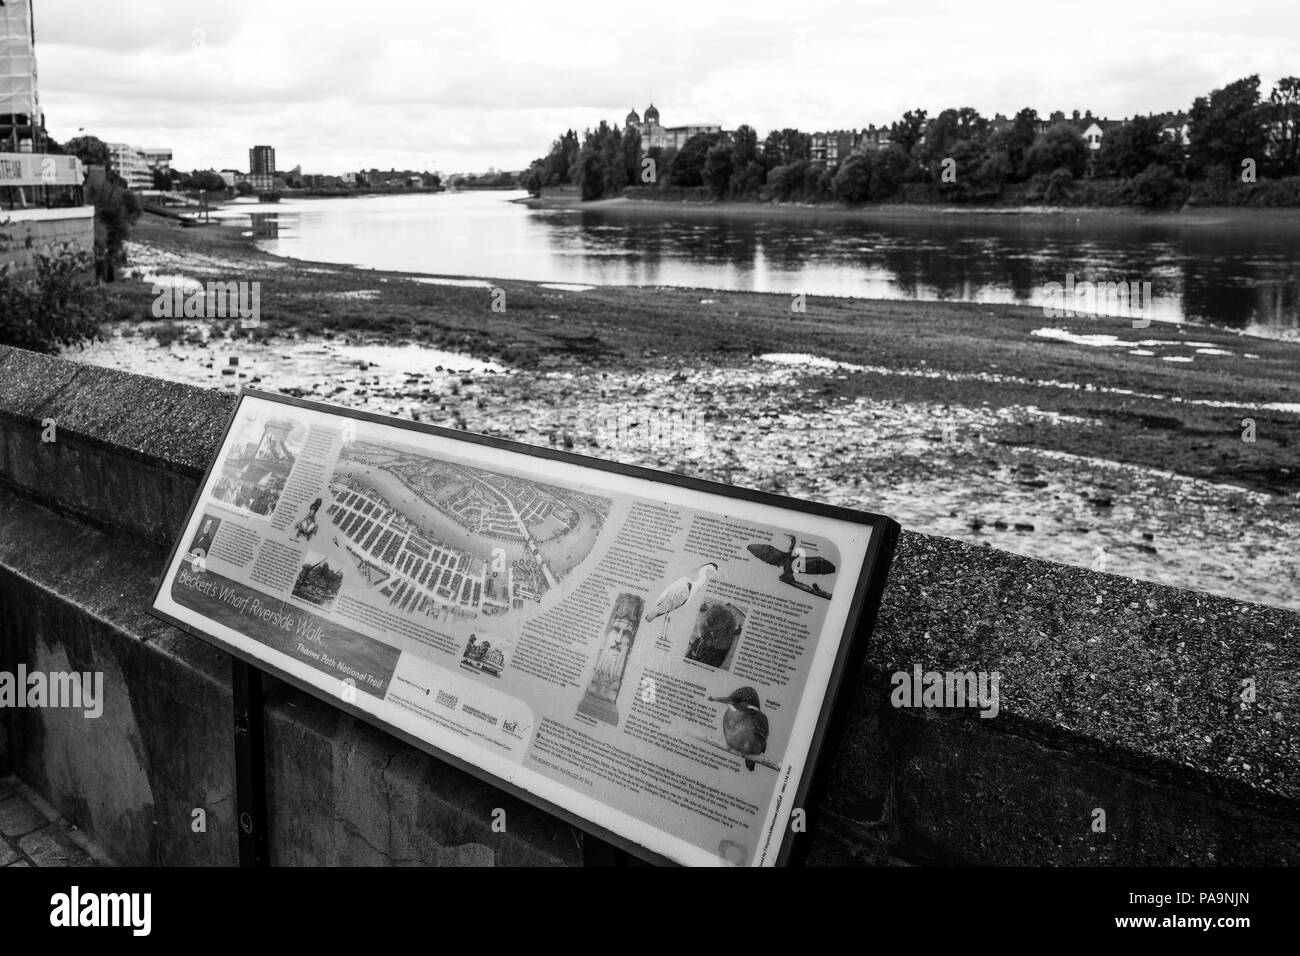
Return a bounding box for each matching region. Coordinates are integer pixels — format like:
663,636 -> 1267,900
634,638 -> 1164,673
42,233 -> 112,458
216,191 -> 1300,338
247,213 -> 280,241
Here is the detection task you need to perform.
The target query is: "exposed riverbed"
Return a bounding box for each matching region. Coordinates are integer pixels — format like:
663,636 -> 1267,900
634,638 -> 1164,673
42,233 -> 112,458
71,295 -> 1300,610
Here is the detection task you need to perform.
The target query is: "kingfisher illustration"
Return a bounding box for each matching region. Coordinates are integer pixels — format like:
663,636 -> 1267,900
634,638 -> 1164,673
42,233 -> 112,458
708,686 -> 769,771
645,562 -> 719,639
747,534 -> 836,599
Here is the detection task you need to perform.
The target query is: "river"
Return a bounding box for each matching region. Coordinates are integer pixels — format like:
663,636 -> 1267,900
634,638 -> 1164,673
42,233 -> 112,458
211,189 -> 1300,340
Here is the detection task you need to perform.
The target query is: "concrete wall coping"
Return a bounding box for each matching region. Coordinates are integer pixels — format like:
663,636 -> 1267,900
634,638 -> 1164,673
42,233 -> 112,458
0,206 -> 95,223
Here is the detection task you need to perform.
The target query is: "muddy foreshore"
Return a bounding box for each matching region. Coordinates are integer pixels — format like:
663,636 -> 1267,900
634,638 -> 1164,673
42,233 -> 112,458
69,217 -> 1300,610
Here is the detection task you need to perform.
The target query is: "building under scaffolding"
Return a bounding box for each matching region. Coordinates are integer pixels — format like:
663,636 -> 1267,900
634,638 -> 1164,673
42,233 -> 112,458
0,2 -> 92,268
0,0 -> 45,152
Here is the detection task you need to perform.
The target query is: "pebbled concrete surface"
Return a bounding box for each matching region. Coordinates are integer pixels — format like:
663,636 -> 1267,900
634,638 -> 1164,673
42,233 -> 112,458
870,530 -> 1299,813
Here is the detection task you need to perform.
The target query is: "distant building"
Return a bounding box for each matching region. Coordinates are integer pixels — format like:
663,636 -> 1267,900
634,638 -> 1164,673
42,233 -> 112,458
106,142 -> 153,189
1160,113 -> 1191,148
0,1 -> 92,275
858,124 -> 892,152
361,167 -> 437,188
625,104 -> 722,152
0,0 -> 45,151
1082,122 -> 1105,151
809,125 -> 893,166
249,144 -> 276,177
810,130 -> 857,165
141,148 -> 172,172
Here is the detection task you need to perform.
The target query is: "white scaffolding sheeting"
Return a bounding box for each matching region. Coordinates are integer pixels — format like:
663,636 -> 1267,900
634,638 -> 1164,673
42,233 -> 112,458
0,0 -> 41,121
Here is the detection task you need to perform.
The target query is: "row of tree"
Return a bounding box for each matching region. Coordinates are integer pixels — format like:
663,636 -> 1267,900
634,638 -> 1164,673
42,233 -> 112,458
524,74 -> 1300,207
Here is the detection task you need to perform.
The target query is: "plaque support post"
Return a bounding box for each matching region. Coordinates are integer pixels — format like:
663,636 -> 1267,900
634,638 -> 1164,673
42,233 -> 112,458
233,658 -> 269,867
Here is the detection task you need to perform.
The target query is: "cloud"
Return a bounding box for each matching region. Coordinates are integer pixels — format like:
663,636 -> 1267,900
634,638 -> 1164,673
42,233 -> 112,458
29,0 -> 1300,173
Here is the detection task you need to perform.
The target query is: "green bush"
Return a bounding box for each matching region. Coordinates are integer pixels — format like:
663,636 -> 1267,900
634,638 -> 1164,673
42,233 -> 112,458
0,246 -> 104,353
1187,175 -> 1300,207
1125,164 -> 1190,208
1044,168 -> 1075,203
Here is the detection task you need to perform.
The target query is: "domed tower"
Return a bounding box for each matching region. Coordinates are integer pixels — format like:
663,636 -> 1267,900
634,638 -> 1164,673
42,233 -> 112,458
625,108 -> 641,128
643,103 -> 660,127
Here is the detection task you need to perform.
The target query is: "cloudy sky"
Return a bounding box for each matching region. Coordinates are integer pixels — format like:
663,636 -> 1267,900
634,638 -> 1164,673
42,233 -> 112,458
30,0 -> 1300,175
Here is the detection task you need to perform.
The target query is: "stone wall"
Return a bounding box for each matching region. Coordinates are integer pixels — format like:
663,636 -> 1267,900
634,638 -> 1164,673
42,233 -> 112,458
1,344 -> 1296,865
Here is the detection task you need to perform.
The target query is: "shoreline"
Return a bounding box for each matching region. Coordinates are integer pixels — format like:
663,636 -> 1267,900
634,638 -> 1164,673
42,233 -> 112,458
522,193 -> 1300,227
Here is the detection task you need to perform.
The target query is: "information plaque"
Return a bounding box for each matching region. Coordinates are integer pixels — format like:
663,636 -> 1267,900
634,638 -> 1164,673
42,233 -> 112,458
150,390 -> 898,866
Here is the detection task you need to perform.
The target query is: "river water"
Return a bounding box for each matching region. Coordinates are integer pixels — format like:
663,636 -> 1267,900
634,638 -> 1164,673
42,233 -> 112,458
213,190 -> 1300,340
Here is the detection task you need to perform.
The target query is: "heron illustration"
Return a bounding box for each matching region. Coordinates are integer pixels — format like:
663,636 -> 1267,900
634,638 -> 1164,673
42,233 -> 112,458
645,562 -> 719,640
708,686 -> 769,771
747,535 -> 836,599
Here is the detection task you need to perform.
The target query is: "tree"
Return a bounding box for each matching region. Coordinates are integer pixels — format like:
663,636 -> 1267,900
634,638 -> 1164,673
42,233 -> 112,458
1097,115 -> 1179,179
703,142 -> 734,198
764,160 -> 814,201
1188,74 -> 1267,177
596,122 -> 628,197
815,164 -> 835,200
669,132 -> 720,187
85,173 -> 142,281
1043,168 -> 1074,203
658,146 -> 679,181
522,160 -> 544,196
1006,107 -> 1040,178
833,154 -> 873,203
731,125 -> 759,167
1024,122 -> 1089,179
1266,76 -> 1300,176
621,127 -> 642,187
1125,164 -> 1188,208
192,169 -> 227,192
563,122 -> 631,201
976,149 -> 1013,192
526,129 -> 580,190
917,107 -> 989,172
726,124 -> 763,197
65,135 -> 110,169
870,146 -> 910,199
890,109 -> 928,156
761,128 -> 812,169
937,137 -> 988,196
577,151 -> 604,200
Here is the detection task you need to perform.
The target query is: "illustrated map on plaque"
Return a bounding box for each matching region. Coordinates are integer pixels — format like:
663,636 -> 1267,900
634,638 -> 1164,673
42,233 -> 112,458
150,391 -> 896,866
